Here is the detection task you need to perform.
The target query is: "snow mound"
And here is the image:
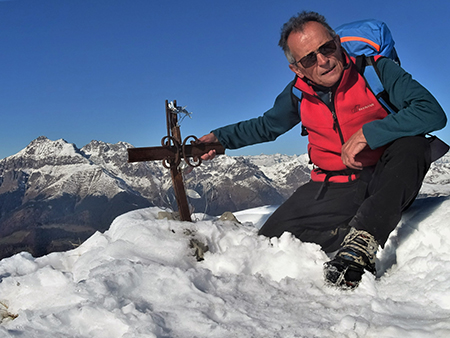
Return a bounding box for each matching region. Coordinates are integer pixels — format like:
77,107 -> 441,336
0,197 -> 450,337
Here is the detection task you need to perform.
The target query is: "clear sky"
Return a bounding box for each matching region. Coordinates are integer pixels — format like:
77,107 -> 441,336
1,0 -> 449,159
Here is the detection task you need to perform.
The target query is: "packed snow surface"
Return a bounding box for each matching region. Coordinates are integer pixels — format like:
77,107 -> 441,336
1,196 -> 450,337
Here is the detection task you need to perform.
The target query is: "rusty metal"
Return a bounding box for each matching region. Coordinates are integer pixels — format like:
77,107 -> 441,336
127,142 -> 225,164
166,100 -> 191,221
127,100 -> 225,222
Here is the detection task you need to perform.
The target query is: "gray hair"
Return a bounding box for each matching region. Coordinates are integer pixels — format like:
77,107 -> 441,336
279,11 -> 337,64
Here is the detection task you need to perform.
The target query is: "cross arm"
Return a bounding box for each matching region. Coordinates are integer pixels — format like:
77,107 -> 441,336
127,142 -> 225,163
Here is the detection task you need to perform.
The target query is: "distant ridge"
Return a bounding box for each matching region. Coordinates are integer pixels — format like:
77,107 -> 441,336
0,136 -> 448,259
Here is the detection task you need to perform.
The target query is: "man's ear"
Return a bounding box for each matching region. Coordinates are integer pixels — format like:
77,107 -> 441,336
289,63 -> 305,78
335,34 -> 341,46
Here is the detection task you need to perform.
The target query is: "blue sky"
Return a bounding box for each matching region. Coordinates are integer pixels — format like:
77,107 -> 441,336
1,0 -> 449,159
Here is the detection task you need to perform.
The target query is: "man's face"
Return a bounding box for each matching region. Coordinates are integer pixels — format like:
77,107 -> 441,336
288,21 -> 344,87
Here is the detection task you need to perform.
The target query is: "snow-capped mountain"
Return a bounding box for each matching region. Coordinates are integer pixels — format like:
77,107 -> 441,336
0,136 -> 449,260
0,137 -> 312,259
0,137 -> 152,259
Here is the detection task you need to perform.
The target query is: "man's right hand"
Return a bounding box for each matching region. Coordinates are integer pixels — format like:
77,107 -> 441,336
341,128 -> 367,170
197,133 -> 220,160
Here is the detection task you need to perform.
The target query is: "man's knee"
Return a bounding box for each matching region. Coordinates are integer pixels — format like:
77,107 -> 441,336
385,136 -> 431,163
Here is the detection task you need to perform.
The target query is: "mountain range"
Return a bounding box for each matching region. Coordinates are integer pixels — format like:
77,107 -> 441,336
0,136 -> 313,259
1,136 -> 449,260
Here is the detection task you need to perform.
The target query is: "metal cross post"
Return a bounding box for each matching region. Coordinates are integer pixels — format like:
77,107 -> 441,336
127,100 -> 225,221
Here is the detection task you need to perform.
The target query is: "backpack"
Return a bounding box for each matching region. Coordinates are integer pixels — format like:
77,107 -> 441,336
297,19 -> 449,161
335,19 -> 400,65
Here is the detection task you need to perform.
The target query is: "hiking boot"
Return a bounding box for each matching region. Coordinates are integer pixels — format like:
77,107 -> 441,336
324,228 -> 378,289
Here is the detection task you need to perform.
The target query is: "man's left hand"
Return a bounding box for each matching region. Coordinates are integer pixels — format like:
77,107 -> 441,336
196,133 -> 220,160
341,128 -> 368,170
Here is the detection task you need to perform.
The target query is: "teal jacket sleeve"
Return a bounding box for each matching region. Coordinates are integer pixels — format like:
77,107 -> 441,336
363,58 -> 447,149
211,80 -> 300,149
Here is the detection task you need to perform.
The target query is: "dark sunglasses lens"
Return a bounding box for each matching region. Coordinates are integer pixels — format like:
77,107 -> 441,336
300,54 -> 317,68
299,40 -> 336,68
319,40 -> 337,56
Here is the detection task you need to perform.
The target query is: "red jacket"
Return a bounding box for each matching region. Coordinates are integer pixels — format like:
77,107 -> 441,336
293,54 -> 387,182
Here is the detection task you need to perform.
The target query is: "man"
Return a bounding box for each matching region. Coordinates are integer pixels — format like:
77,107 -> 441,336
198,11 -> 447,289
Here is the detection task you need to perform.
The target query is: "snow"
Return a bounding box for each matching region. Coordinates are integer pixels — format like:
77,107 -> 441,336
243,153 -> 311,181
1,196 -> 450,337
14,137 -> 82,160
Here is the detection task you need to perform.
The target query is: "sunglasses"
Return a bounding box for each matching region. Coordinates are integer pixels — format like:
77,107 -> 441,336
293,39 -> 337,68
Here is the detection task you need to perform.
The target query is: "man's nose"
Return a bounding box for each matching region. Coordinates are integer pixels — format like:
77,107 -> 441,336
316,52 -> 329,65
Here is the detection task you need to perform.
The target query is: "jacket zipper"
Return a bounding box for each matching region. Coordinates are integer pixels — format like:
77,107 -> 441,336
329,92 -> 345,145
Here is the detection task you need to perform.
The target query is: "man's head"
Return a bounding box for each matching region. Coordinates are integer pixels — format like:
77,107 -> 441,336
279,11 -> 344,87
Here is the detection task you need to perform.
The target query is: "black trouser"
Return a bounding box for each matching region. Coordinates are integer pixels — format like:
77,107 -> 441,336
258,136 -> 432,253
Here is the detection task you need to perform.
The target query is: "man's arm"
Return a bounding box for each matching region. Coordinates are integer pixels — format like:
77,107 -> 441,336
362,58 -> 447,149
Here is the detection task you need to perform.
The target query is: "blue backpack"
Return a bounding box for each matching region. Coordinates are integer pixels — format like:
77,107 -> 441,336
335,19 -> 400,64
336,19 -> 400,115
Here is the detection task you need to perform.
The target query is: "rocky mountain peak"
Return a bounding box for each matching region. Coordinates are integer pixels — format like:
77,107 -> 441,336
82,140 -> 132,154
81,140 -> 134,170
9,136 -> 88,168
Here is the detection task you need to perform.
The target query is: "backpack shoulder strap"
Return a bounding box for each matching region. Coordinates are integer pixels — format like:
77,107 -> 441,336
356,55 -> 398,115
291,78 -> 309,136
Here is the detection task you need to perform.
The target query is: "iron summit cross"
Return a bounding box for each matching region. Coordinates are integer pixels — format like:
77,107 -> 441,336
127,100 -> 225,222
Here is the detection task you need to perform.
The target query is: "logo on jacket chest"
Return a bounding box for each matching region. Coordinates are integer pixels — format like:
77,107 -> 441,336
351,102 -> 375,114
